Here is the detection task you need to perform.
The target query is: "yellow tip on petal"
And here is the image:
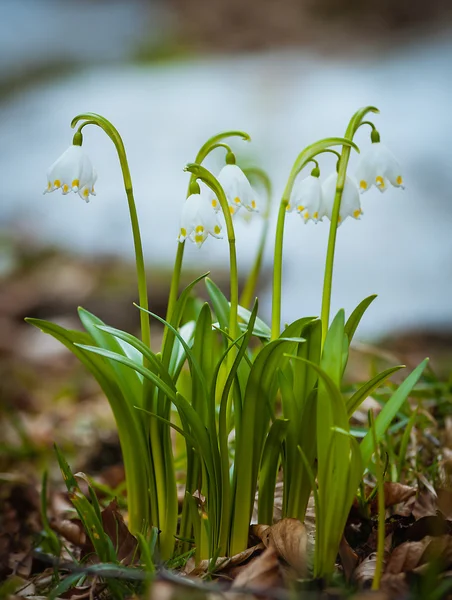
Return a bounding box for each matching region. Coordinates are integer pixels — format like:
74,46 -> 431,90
375,176 -> 384,187
63,184 -> 69,193
47,182 -> 51,191
229,205 -> 235,215
359,180 -> 367,190
195,225 -> 204,233
83,188 -> 89,197
54,179 -> 61,188
194,234 -> 204,244
214,225 -> 221,234
313,212 -> 318,219
353,209 -> 361,218
212,199 -> 218,208
72,179 -> 79,189
251,200 -> 256,209
297,205 -> 304,212
180,227 -> 187,237
234,196 -> 241,204
304,211 -> 310,220
396,176 -> 403,185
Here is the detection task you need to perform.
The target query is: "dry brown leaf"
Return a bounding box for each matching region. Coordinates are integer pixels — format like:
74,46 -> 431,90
380,572 -> 409,597
385,537 -> 432,574
383,482 -> 417,508
352,552 -> 379,588
339,536 -> 358,581
99,499 -> 138,564
254,518 -> 308,578
52,518 -> 86,547
437,488 -> 452,519
231,545 -> 282,591
184,543 -> 264,577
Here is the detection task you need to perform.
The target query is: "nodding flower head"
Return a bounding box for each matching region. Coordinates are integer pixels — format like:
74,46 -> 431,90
321,173 -> 362,224
178,187 -> 223,248
356,140 -> 404,194
44,144 -> 97,202
216,164 -> 259,215
288,173 -> 323,223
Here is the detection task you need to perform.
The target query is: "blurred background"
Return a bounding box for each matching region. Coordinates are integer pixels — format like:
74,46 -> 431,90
1,0 -> 452,471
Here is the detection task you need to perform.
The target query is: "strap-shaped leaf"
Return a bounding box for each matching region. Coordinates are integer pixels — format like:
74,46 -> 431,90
360,358 -> 428,469
346,365 -> 404,416
344,295 -> 377,344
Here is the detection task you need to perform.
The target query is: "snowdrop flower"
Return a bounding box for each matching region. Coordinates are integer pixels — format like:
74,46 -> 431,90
321,173 -> 362,224
216,162 -> 259,215
178,187 -> 222,248
288,172 -> 323,223
44,144 -> 97,202
355,137 -> 404,193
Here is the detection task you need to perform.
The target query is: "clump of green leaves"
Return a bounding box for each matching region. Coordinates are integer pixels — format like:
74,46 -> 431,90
29,107 -> 427,582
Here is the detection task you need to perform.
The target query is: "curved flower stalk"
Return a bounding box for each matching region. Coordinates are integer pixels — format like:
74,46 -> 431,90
356,129 -> 404,193
68,114 -> 151,351
44,138 -> 97,201
270,137 -> 359,341
321,173 -> 362,223
320,106 -> 379,345
178,182 -> 222,247
184,162 -> 239,345
165,131 -> 251,330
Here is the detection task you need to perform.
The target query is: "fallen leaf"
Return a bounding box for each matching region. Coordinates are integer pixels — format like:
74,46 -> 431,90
386,537 -> 432,574
352,552 -> 379,588
253,518 -> 308,578
231,545 -> 282,591
380,572 -> 409,597
99,499 -> 138,564
339,536 -> 358,581
184,543 -> 264,577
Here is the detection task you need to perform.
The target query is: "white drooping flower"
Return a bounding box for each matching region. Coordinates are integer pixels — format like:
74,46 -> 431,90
178,190 -> 222,248
355,142 -> 404,193
44,144 -> 97,202
321,173 -> 362,224
288,174 -> 323,223
216,164 -> 259,215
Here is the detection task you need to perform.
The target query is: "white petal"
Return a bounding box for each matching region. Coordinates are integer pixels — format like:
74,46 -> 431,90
321,174 -> 362,223
355,142 -> 403,192
291,175 -> 322,222
178,192 -> 222,247
218,164 -> 258,212
45,145 -> 96,197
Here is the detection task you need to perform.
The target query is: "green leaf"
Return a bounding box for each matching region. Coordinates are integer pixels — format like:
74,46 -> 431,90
344,295 -> 377,344
54,445 -> 116,563
26,318 -> 151,535
360,358 -> 428,469
205,277 -> 230,333
40,470 -> 61,556
236,304 -> 271,339
346,365 -> 404,416
258,418 -> 289,524
162,272 -> 209,366
78,308 -> 142,407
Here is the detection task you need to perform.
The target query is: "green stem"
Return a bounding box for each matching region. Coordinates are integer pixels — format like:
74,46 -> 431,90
164,131 -> 250,330
271,137 -> 359,341
184,163 -> 239,343
370,411 -> 385,590
320,107 -> 378,346
71,114 -> 151,351
240,168 -> 272,310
